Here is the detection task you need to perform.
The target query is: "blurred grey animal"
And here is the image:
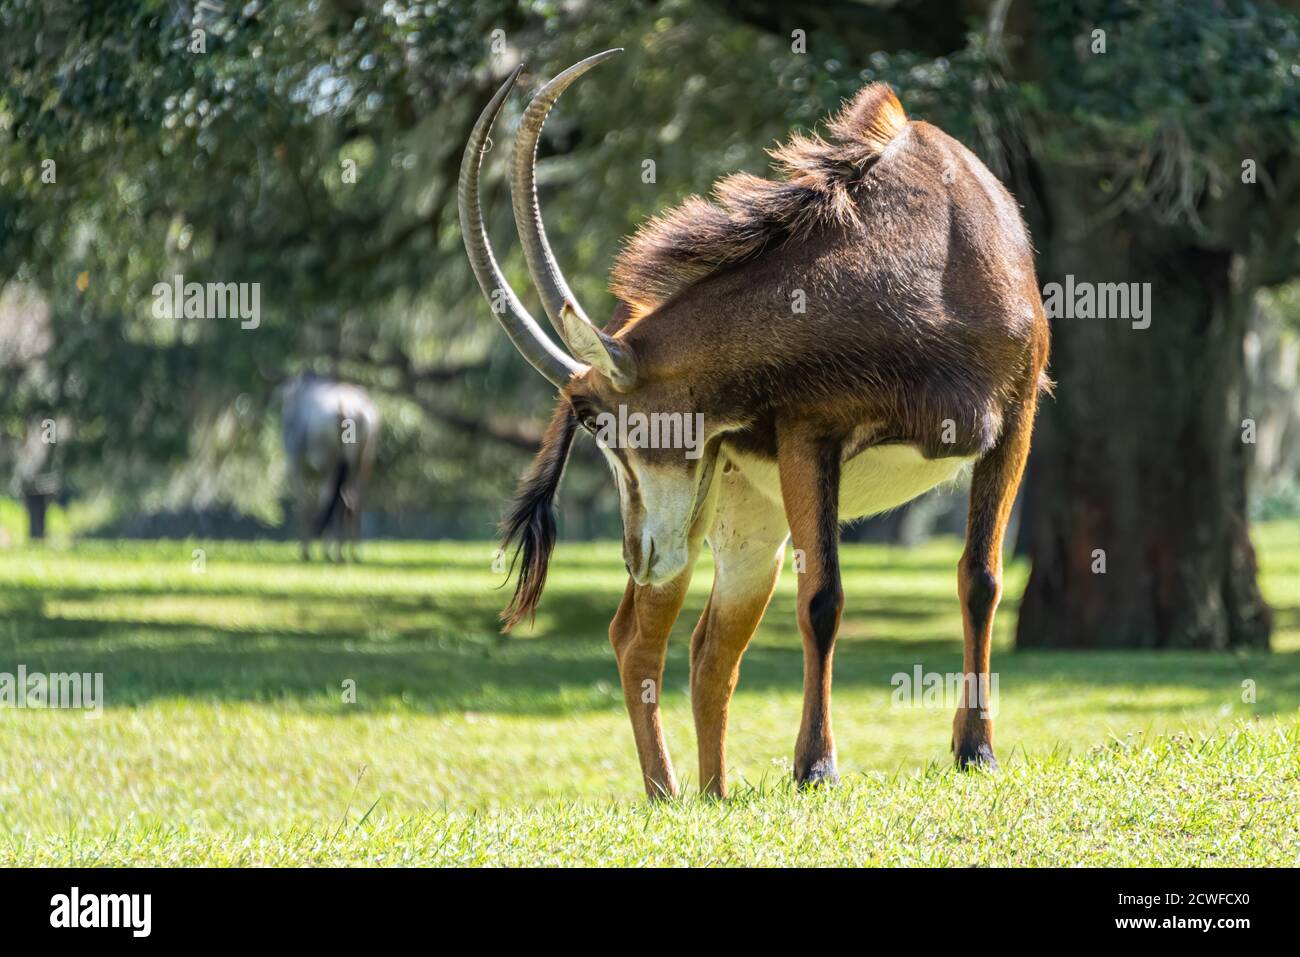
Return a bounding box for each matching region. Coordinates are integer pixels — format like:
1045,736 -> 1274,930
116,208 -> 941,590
279,373 -> 379,562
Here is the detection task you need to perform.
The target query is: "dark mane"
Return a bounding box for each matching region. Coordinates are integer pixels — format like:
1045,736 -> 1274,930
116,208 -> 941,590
609,83 -> 908,318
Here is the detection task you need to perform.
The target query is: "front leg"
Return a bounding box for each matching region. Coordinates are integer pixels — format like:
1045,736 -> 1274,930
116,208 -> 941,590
689,467 -> 788,798
777,423 -> 844,787
609,567 -> 694,799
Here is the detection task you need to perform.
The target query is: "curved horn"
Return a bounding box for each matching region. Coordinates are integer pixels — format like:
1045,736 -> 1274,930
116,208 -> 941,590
458,65 -> 584,388
511,49 -> 621,340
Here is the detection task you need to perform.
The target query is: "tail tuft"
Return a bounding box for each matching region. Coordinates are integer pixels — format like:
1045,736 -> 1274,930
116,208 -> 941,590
499,401 -> 578,631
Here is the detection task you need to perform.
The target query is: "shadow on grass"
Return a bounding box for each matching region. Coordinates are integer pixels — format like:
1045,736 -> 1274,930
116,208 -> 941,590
2,570 -> 1297,722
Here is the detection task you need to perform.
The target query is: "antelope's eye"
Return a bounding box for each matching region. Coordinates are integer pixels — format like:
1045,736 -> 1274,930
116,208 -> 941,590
569,399 -> 600,433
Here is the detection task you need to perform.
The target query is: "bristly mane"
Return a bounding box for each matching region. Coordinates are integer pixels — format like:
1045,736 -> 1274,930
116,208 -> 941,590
609,83 -> 908,318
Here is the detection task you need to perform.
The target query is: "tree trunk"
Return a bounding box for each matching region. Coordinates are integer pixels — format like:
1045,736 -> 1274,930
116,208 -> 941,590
1017,174 -> 1272,650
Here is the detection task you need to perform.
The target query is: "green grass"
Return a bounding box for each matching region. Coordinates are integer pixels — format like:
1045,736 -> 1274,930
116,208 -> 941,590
1,523 -> 1297,866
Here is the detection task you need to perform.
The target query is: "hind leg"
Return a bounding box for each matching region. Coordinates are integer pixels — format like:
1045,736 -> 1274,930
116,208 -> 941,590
297,484 -> 315,562
953,391 -> 1037,769
345,480 -> 365,563
346,503 -> 361,563
326,486 -> 345,563
350,437 -> 375,564
777,422 -> 844,787
330,519 -> 344,563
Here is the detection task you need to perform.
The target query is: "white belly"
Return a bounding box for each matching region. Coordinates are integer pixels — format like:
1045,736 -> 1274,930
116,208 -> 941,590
723,442 -> 974,520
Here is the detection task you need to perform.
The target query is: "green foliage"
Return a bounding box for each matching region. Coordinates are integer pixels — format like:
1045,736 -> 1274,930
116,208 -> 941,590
0,0 -> 574,514
2,0 -> 1299,523
1030,0 -> 1299,154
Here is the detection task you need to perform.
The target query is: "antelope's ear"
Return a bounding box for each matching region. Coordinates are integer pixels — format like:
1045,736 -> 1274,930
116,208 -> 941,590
559,302 -> 637,391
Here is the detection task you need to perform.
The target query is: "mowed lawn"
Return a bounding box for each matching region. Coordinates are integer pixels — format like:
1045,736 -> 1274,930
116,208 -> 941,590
0,523 -> 1297,865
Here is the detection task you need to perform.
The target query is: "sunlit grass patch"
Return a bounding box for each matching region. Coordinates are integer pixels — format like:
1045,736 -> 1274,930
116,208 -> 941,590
0,523 -> 1296,864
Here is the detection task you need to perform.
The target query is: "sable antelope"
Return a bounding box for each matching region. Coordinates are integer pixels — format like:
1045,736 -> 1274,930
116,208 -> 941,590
460,51 -> 1049,798
279,372 -> 379,562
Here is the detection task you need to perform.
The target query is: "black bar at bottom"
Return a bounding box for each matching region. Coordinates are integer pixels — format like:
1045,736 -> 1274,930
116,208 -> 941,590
0,866 -> 1281,942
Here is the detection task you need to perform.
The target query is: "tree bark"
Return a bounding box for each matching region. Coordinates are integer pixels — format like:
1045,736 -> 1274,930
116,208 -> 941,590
1016,171 -> 1272,650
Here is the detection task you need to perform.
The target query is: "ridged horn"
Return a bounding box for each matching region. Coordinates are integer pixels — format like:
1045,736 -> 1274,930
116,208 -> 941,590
510,49 -> 621,339
458,64 -> 584,388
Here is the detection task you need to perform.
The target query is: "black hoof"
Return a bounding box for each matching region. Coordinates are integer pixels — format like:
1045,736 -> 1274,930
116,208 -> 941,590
795,757 -> 840,789
955,743 -> 998,771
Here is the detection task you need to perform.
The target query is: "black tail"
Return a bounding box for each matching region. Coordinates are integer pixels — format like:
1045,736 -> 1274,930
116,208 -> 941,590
499,400 -> 578,631
315,460 -> 350,537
